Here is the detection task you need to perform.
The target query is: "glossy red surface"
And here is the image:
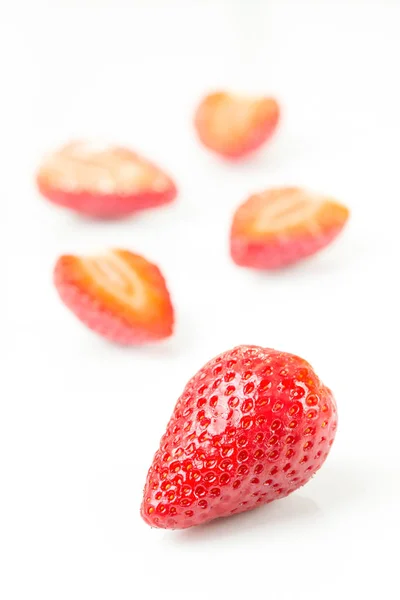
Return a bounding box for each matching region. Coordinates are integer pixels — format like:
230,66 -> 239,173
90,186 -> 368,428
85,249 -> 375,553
141,345 -> 337,529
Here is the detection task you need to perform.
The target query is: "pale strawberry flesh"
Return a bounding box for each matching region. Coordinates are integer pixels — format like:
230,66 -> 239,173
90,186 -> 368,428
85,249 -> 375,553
231,188 -> 349,269
37,141 -> 177,218
54,249 -> 174,344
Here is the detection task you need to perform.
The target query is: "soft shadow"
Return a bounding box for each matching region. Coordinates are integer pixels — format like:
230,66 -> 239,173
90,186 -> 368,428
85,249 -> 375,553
307,461 -> 369,511
200,134 -> 309,175
68,201 -> 178,226
240,235 -> 364,283
163,460 -> 366,545
97,311 -> 195,361
165,494 -> 319,545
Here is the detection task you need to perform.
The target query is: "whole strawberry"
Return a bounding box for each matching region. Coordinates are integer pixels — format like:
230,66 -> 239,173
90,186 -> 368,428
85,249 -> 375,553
141,345 -> 337,529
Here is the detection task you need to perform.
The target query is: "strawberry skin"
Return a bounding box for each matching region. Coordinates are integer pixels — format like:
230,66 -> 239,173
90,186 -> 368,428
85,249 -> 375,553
54,249 -> 174,344
231,187 -> 349,269
141,345 -> 337,529
37,141 -> 177,218
194,91 -> 280,159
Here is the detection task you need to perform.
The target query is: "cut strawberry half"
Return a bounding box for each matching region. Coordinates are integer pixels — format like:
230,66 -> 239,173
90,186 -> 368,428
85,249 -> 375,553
54,249 -> 174,344
194,91 -> 280,159
231,187 -> 350,269
37,141 -> 177,218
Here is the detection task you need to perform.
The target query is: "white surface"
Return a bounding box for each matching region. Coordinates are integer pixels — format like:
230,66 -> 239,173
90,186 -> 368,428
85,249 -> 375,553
2,1 -> 400,598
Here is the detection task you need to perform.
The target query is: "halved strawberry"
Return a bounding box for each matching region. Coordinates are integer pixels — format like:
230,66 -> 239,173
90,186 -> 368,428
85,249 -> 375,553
231,187 -> 350,269
194,91 -> 280,159
54,249 -> 174,344
37,141 -> 177,218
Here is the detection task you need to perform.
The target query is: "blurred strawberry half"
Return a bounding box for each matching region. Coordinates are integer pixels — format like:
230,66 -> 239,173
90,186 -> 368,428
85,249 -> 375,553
230,187 -> 350,269
194,91 -> 280,159
54,249 -> 174,344
37,141 -> 177,218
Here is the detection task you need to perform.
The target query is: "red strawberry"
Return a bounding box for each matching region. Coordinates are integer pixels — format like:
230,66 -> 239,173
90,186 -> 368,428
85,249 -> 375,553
54,249 -> 174,344
141,345 -> 337,529
231,187 -> 349,269
194,91 -> 280,159
37,141 -> 177,218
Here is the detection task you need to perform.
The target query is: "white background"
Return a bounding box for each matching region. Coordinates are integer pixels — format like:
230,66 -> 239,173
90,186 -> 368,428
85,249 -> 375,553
1,1 -> 400,598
